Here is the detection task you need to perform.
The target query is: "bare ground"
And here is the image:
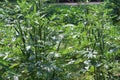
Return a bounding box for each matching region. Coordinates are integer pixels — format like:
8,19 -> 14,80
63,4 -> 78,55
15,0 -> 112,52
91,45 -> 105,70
51,2 -> 103,6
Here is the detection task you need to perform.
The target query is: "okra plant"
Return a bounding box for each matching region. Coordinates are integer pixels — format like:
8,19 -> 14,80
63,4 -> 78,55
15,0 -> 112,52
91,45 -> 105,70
0,0 -> 120,80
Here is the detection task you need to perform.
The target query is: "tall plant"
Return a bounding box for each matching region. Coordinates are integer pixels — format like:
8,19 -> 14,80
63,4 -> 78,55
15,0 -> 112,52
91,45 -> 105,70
13,0 -> 56,79
0,0 -> 61,79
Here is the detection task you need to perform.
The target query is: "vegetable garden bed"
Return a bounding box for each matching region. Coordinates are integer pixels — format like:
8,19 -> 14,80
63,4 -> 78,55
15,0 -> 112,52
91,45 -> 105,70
0,0 -> 120,80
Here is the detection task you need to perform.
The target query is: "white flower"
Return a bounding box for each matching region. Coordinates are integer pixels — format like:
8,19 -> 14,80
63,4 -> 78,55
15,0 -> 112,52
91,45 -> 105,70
26,46 -> 31,50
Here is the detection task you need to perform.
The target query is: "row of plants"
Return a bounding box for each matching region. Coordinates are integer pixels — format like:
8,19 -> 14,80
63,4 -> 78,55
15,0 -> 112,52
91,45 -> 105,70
46,3 -> 120,80
0,0 -> 120,80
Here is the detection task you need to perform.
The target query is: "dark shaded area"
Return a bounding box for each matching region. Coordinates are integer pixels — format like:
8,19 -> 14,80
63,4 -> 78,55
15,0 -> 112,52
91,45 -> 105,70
0,0 -> 16,2
59,0 -> 103,2
59,0 -> 75,2
91,0 -> 103,2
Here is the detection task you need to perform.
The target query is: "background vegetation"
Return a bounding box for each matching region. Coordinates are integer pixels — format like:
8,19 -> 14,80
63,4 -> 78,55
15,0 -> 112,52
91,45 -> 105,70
105,0 -> 120,24
0,0 -> 120,80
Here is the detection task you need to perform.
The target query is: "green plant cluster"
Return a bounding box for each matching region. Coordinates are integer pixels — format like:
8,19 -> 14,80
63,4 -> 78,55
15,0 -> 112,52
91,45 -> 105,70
0,0 -> 120,80
105,0 -> 120,24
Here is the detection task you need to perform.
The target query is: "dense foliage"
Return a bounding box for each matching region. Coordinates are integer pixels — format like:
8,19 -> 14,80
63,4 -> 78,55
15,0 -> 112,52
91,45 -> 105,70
0,0 -> 120,80
106,0 -> 120,24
